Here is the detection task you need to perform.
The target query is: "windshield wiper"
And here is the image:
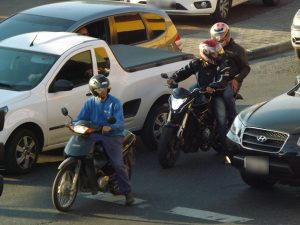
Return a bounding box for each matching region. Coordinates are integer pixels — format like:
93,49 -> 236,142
0,82 -> 20,91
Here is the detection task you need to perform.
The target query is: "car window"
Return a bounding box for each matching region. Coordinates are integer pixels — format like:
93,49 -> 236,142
0,47 -> 57,91
94,47 -> 110,77
0,14 -> 75,41
54,50 -> 93,87
143,13 -> 167,39
114,14 -> 148,45
77,19 -> 111,44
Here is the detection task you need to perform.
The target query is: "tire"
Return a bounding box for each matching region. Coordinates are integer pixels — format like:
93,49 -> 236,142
158,126 -> 180,169
262,0 -> 280,6
212,0 -> 231,22
295,49 -> 300,59
240,171 -> 277,189
0,175 -> 3,196
141,104 -> 169,151
5,128 -> 40,174
52,163 -> 78,212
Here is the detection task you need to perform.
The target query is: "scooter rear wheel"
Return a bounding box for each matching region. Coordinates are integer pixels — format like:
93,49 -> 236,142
52,163 -> 78,212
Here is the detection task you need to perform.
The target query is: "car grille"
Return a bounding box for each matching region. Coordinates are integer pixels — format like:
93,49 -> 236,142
241,128 -> 289,153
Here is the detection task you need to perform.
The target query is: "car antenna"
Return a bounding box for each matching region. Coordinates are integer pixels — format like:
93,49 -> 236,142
30,33 -> 39,47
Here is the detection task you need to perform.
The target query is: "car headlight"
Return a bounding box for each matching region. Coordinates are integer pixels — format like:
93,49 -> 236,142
293,16 -> 300,27
0,106 -> 8,131
230,115 -> 244,136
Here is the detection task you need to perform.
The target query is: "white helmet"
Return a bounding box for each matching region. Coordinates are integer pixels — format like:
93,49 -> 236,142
210,22 -> 230,47
199,39 -> 224,65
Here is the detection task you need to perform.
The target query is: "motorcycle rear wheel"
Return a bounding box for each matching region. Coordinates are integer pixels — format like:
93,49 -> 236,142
158,126 -> 180,169
52,164 -> 78,212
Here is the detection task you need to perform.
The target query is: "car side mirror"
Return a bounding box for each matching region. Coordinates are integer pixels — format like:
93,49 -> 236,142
161,73 -> 168,79
51,79 -> 74,93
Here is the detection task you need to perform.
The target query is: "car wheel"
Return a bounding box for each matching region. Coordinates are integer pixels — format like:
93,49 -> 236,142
240,171 -> 277,189
295,49 -> 300,59
5,128 -> 40,174
212,0 -> 231,22
262,0 -> 280,6
141,104 -> 168,151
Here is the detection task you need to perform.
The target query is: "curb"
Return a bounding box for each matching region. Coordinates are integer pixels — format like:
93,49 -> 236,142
247,41 -> 293,61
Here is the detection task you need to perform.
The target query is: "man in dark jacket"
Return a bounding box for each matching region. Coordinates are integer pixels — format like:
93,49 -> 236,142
210,22 -> 251,126
167,39 -> 233,154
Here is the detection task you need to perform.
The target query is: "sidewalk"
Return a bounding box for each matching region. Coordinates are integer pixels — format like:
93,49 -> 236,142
181,0 -> 300,60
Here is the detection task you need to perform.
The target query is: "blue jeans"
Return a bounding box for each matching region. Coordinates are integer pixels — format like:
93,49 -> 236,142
90,133 -> 132,194
223,82 -> 237,126
211,96 -> 228,153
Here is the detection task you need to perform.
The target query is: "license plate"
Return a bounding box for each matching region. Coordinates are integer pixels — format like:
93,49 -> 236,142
148,0 -> 176,9
244,156 -> 269,175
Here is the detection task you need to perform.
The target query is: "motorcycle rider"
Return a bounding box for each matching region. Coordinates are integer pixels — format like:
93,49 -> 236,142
210,22 -> 251,126
167,39 -> 233,155
76,74 -> 134,206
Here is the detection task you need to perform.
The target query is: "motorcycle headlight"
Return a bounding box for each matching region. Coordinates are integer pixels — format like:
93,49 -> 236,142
230,116 -> 244,136
171,96 -> 187,110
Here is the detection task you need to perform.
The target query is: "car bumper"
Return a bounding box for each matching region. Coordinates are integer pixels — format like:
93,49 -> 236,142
227,137 -> 300,183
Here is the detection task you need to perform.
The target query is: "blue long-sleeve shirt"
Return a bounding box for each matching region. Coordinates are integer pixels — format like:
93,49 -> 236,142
77,94 -> 124,136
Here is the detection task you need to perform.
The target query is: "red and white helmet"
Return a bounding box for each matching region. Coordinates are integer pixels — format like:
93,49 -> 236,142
210,22 -> 230,47
199,39 -> 224,65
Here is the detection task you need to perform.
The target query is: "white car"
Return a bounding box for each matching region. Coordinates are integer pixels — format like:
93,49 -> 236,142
0,32 -> 194,174
291,9 -> 300,59
126,0 -> 280,21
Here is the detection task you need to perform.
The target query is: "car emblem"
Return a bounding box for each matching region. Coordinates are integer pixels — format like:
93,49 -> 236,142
257,135 -> 267,143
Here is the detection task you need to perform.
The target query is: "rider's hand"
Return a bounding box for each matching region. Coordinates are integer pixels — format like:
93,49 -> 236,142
102,126 -> 112,134
167,78 -> 176,87
231,79 -> 240,94
206,87 -> 215,94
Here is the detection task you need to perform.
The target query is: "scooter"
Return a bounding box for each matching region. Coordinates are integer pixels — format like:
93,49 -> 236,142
52,107 -> 136,212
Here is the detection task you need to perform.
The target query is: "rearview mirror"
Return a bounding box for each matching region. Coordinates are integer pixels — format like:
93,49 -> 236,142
61,107 -> 69,116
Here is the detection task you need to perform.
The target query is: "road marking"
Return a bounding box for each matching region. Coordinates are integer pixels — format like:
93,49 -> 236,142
83,192 -> 146,206
169,207 -> 253,223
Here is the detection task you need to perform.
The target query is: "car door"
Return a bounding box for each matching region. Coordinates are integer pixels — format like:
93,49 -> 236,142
46,49 -> 95,146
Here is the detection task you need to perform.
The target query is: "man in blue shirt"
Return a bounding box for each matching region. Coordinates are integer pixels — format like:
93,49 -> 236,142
77,74 -> 134,206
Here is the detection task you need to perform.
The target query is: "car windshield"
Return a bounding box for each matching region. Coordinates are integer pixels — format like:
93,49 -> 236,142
0,13 -> 75,41
0,47 -> 58,91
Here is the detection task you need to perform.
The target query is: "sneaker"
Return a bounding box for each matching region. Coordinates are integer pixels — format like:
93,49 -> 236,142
125,192 -> 135,206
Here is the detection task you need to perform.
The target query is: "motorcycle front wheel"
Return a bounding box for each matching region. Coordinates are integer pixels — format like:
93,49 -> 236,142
52,163 -> 78,212
158,126 -> 180,169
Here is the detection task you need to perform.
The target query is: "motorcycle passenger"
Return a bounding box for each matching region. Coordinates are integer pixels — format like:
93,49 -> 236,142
210,22 -> 251,126
167,39 -> 233,155
76,74 -> 134,206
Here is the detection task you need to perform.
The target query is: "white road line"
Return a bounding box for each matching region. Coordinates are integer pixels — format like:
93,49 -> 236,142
169,207 -> 253,223
83,192 -> 146,206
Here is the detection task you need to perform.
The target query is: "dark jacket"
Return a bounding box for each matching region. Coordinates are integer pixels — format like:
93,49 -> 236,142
224,39 -> 251,83
171,58 -> 233,94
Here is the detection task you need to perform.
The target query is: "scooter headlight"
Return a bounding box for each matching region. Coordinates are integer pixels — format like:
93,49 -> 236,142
73,125 -> 90,134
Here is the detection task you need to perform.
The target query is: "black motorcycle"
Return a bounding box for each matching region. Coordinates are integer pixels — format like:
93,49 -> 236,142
52,107 -> 136,212
158,73 -> 220,169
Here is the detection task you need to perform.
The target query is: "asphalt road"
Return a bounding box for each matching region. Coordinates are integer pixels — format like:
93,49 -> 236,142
1,51 -> 300,225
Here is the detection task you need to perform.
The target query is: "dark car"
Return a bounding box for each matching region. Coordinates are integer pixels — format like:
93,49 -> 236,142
226,81 -> 300,188
0,0 -> 182,51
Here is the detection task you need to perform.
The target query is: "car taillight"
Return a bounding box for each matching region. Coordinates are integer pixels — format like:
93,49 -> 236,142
175,35 -> 183,51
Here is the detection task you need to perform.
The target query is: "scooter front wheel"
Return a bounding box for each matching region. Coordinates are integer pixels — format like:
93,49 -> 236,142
52,163 -> 79,212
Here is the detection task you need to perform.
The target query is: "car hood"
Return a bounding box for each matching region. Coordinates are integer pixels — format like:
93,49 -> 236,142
243,94 -> 300,134
0,89 -> 30,106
